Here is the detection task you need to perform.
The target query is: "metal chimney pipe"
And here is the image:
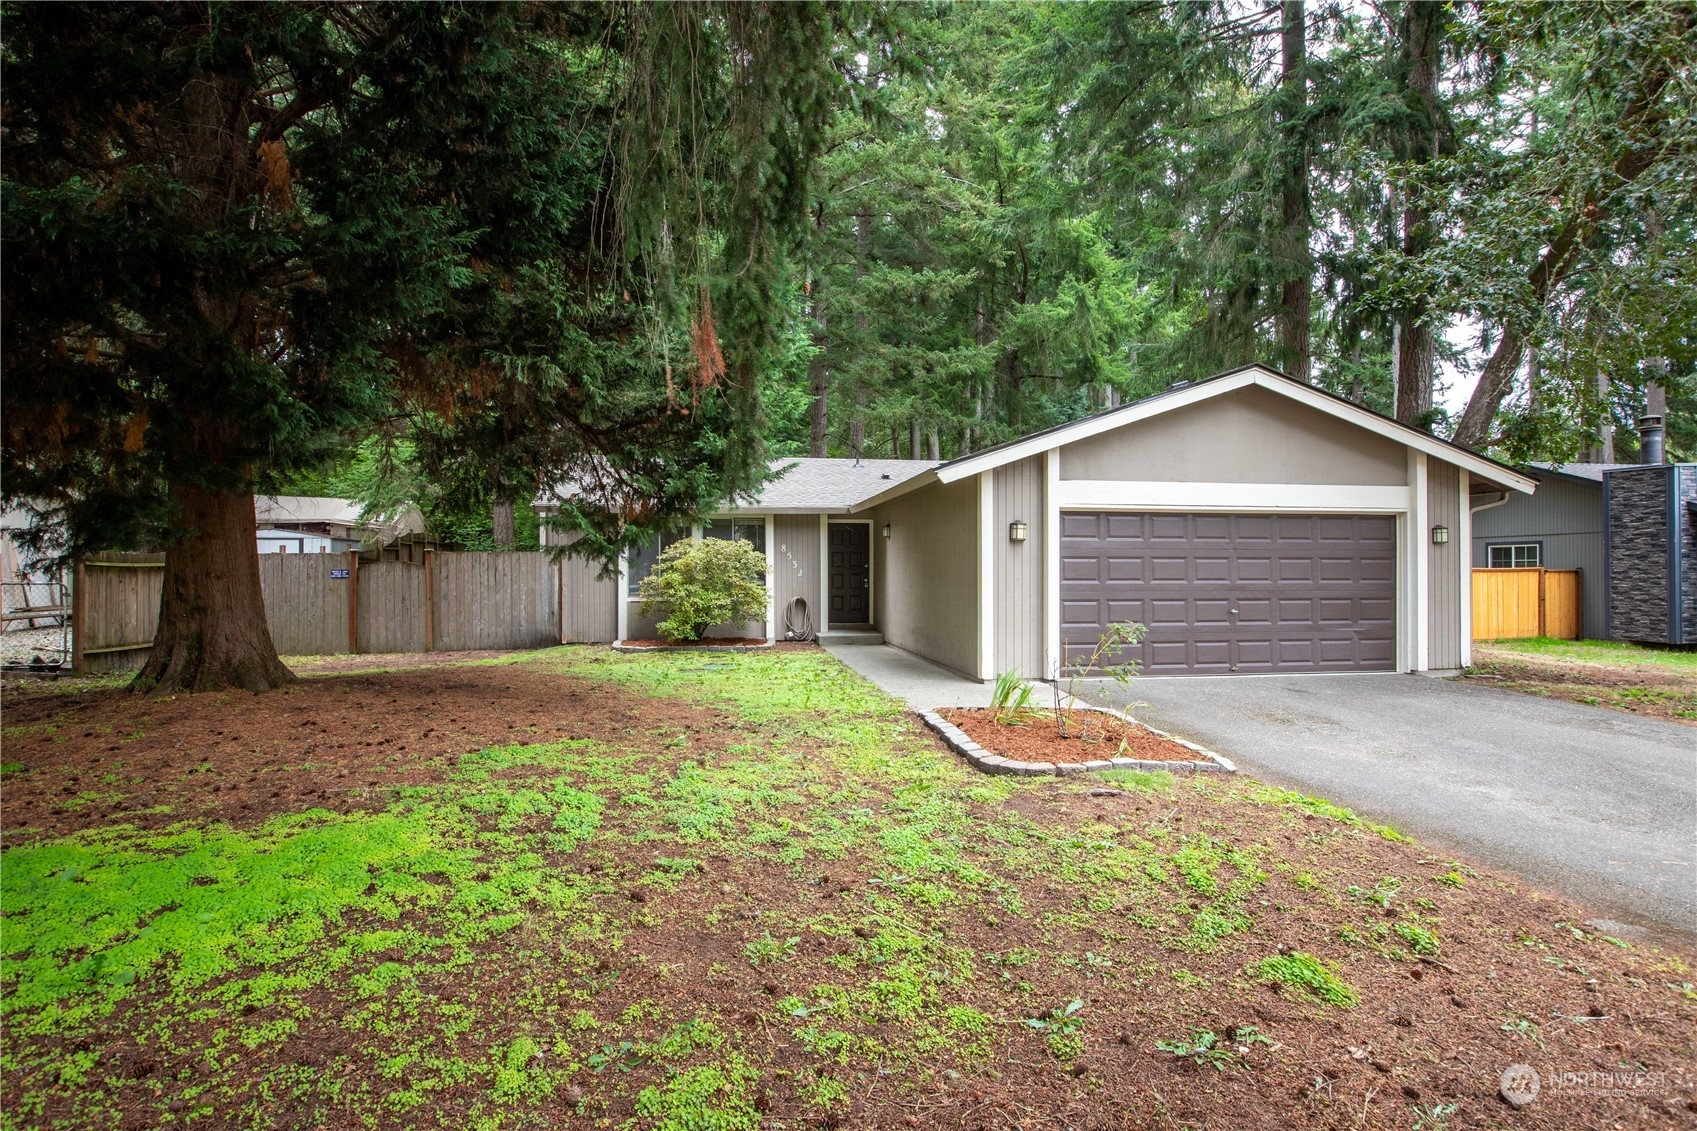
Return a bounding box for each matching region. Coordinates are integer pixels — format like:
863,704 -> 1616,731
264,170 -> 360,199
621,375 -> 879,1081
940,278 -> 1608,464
1637,414 -> 1665,465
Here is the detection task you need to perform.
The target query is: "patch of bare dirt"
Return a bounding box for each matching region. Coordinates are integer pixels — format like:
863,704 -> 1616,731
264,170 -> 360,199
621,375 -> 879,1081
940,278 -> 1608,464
1462,649 -> 1697,724
941,706 -> 1203,763
0,665 -> 737,842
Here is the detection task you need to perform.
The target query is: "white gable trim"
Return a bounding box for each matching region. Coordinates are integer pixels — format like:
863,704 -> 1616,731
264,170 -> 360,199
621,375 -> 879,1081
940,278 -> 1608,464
933,367 -> 1536,494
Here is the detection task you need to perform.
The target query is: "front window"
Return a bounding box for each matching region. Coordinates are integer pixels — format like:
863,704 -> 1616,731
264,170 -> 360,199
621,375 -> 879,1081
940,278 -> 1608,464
1488,543 -> 1541,568
703,519 -> 767,583
626,521 -> 767,595
626,532 -> 686,596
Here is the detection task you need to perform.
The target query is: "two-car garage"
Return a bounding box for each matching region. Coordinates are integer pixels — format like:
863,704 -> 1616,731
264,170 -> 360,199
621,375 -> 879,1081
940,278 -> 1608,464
1058,511 -> 1397,674
854,364 -> 1536,681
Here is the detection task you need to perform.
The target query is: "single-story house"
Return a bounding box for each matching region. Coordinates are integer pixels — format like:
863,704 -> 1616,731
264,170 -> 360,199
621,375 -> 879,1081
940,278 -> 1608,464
255,496 -> 434,562
257,528 -> 338,554
1470,462 -> 1626,640
541,365 -> 1537,678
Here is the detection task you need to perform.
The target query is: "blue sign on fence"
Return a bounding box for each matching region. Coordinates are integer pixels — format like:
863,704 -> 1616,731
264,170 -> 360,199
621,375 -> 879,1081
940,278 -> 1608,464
330,568 -> 350,580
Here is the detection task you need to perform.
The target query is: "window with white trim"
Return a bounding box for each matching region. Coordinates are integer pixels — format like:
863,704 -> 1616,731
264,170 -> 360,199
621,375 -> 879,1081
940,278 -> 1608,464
1488,543 -> 1541,568
625,520 -> 769,595
626,532 -> 686,596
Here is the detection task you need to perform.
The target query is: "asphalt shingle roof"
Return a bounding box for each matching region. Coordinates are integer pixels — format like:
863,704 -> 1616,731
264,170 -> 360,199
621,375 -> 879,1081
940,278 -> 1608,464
740,458 -> 940,511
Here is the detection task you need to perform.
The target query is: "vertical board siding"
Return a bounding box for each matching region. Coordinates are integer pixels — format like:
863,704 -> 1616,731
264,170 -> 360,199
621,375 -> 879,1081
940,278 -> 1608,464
1427,463 -> 1461,668
260,554 -> 350,656
1472,475 -> 1608,638
433,552 -> 559,650
560,541 -> 618,644
993,457 -> 1045,676
772,515 -> 821,639
359,562 -> 427,653
871,477 -> 979,677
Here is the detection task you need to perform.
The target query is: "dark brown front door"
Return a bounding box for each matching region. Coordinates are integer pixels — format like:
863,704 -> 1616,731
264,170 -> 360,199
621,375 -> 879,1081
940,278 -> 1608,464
1060,512 -> 1396,674
828,522 -> 870,625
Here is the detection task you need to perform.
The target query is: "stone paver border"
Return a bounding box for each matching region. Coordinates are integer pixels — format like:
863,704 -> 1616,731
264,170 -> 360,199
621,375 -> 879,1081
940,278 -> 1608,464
918,704 -> 1236,777
611,641 -> 776,653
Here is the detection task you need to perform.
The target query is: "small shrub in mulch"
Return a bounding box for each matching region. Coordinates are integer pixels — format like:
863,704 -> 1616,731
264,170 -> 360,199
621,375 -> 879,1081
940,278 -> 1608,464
939,707 -> 1202,764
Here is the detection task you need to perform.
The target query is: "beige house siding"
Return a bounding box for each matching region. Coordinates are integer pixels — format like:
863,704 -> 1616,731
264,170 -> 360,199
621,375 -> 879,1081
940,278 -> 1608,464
1427,462 -> 1461,670
772,514 -> 823,637
1059,386 -> 1407,487
871,476 -> 980,676
542,527 -> 618,643
993,457 -> 1045,676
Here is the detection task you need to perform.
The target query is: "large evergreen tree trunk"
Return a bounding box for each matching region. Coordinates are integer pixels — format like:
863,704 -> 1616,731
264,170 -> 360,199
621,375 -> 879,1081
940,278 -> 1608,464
808,306 -> 830,457
1277,0 -> 1312,382
1392,0 -> 1445,426
492,499 -> 517,548
138,483 -> 296,694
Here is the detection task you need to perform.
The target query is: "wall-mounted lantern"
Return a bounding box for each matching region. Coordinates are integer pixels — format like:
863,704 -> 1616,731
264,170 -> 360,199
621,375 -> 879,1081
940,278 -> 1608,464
1008,520 -> 1029,543
1431,524 -> 1450,545
882,523 -> 891,539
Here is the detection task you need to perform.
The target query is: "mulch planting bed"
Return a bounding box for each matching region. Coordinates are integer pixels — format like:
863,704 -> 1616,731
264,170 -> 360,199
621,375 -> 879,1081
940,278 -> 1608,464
940,706 -> 1205,764
616,636 -> 771,648
2,651 -> 1694,1130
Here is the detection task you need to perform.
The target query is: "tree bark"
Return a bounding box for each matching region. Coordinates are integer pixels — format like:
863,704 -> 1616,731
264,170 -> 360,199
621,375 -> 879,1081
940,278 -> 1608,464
808,315 -> 829,457
1392,0 -> 1444,425
492,499 -> 516,548
1277,0 -> 1312,382
808,211 -> 830,457
1451,9 -> 1682,448
927,429 -> 940,461
137,481 -> 296,694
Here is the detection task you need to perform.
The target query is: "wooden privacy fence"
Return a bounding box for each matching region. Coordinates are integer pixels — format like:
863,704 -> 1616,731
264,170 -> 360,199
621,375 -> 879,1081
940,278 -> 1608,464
76,551 -> 562,672
1472,567 -> 1581,641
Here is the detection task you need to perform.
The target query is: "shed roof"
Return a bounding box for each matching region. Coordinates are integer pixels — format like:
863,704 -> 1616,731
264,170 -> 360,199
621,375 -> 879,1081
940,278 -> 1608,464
1532,462 -> 1634,483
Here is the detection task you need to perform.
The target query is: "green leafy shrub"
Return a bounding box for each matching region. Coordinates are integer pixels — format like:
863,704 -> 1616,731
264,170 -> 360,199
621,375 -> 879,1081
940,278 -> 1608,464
637,538 -> 768,642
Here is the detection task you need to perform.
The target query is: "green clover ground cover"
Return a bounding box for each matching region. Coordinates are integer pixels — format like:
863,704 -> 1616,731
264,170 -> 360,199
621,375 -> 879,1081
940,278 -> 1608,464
7,647 -> 1660,1130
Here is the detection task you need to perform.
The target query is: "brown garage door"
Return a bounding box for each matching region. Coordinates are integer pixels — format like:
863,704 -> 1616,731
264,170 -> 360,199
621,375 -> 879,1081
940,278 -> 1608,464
1060,512 -> 1396,675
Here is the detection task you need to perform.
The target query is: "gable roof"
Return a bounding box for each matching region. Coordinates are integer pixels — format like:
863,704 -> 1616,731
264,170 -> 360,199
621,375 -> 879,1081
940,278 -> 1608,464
850,364 -> 1536,511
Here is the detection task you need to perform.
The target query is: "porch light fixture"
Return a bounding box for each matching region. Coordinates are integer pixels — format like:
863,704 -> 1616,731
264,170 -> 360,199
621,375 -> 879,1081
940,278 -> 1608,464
882,523 -> 891,539
1431,524 -> 1450,545
1008,520 -> 1028,543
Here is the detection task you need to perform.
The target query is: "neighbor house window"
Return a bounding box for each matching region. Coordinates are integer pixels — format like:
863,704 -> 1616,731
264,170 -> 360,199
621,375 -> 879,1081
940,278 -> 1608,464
1488,543 -> 1541,568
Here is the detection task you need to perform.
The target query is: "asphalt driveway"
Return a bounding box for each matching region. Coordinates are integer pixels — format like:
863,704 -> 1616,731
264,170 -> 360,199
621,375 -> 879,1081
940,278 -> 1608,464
1093,673 -> 1697,942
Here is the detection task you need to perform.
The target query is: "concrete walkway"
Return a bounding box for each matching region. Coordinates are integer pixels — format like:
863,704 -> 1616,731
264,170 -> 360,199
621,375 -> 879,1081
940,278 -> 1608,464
1095,672 -> 1697,943
820,643 -> 994,709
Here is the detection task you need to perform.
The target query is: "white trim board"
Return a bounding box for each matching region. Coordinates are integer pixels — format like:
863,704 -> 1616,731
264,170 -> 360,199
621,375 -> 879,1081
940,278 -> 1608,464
939,367 -> 1536,492
977,472 -> 994,679
1056,481 -> 1413,513
850,366 -> 1536,514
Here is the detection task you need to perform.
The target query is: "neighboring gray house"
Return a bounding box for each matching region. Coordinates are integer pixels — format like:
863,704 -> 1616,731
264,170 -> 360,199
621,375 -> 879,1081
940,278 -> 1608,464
1606,463 -> 1696,647
539,365 -> 1536,678
1470,463 -> 1625,641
